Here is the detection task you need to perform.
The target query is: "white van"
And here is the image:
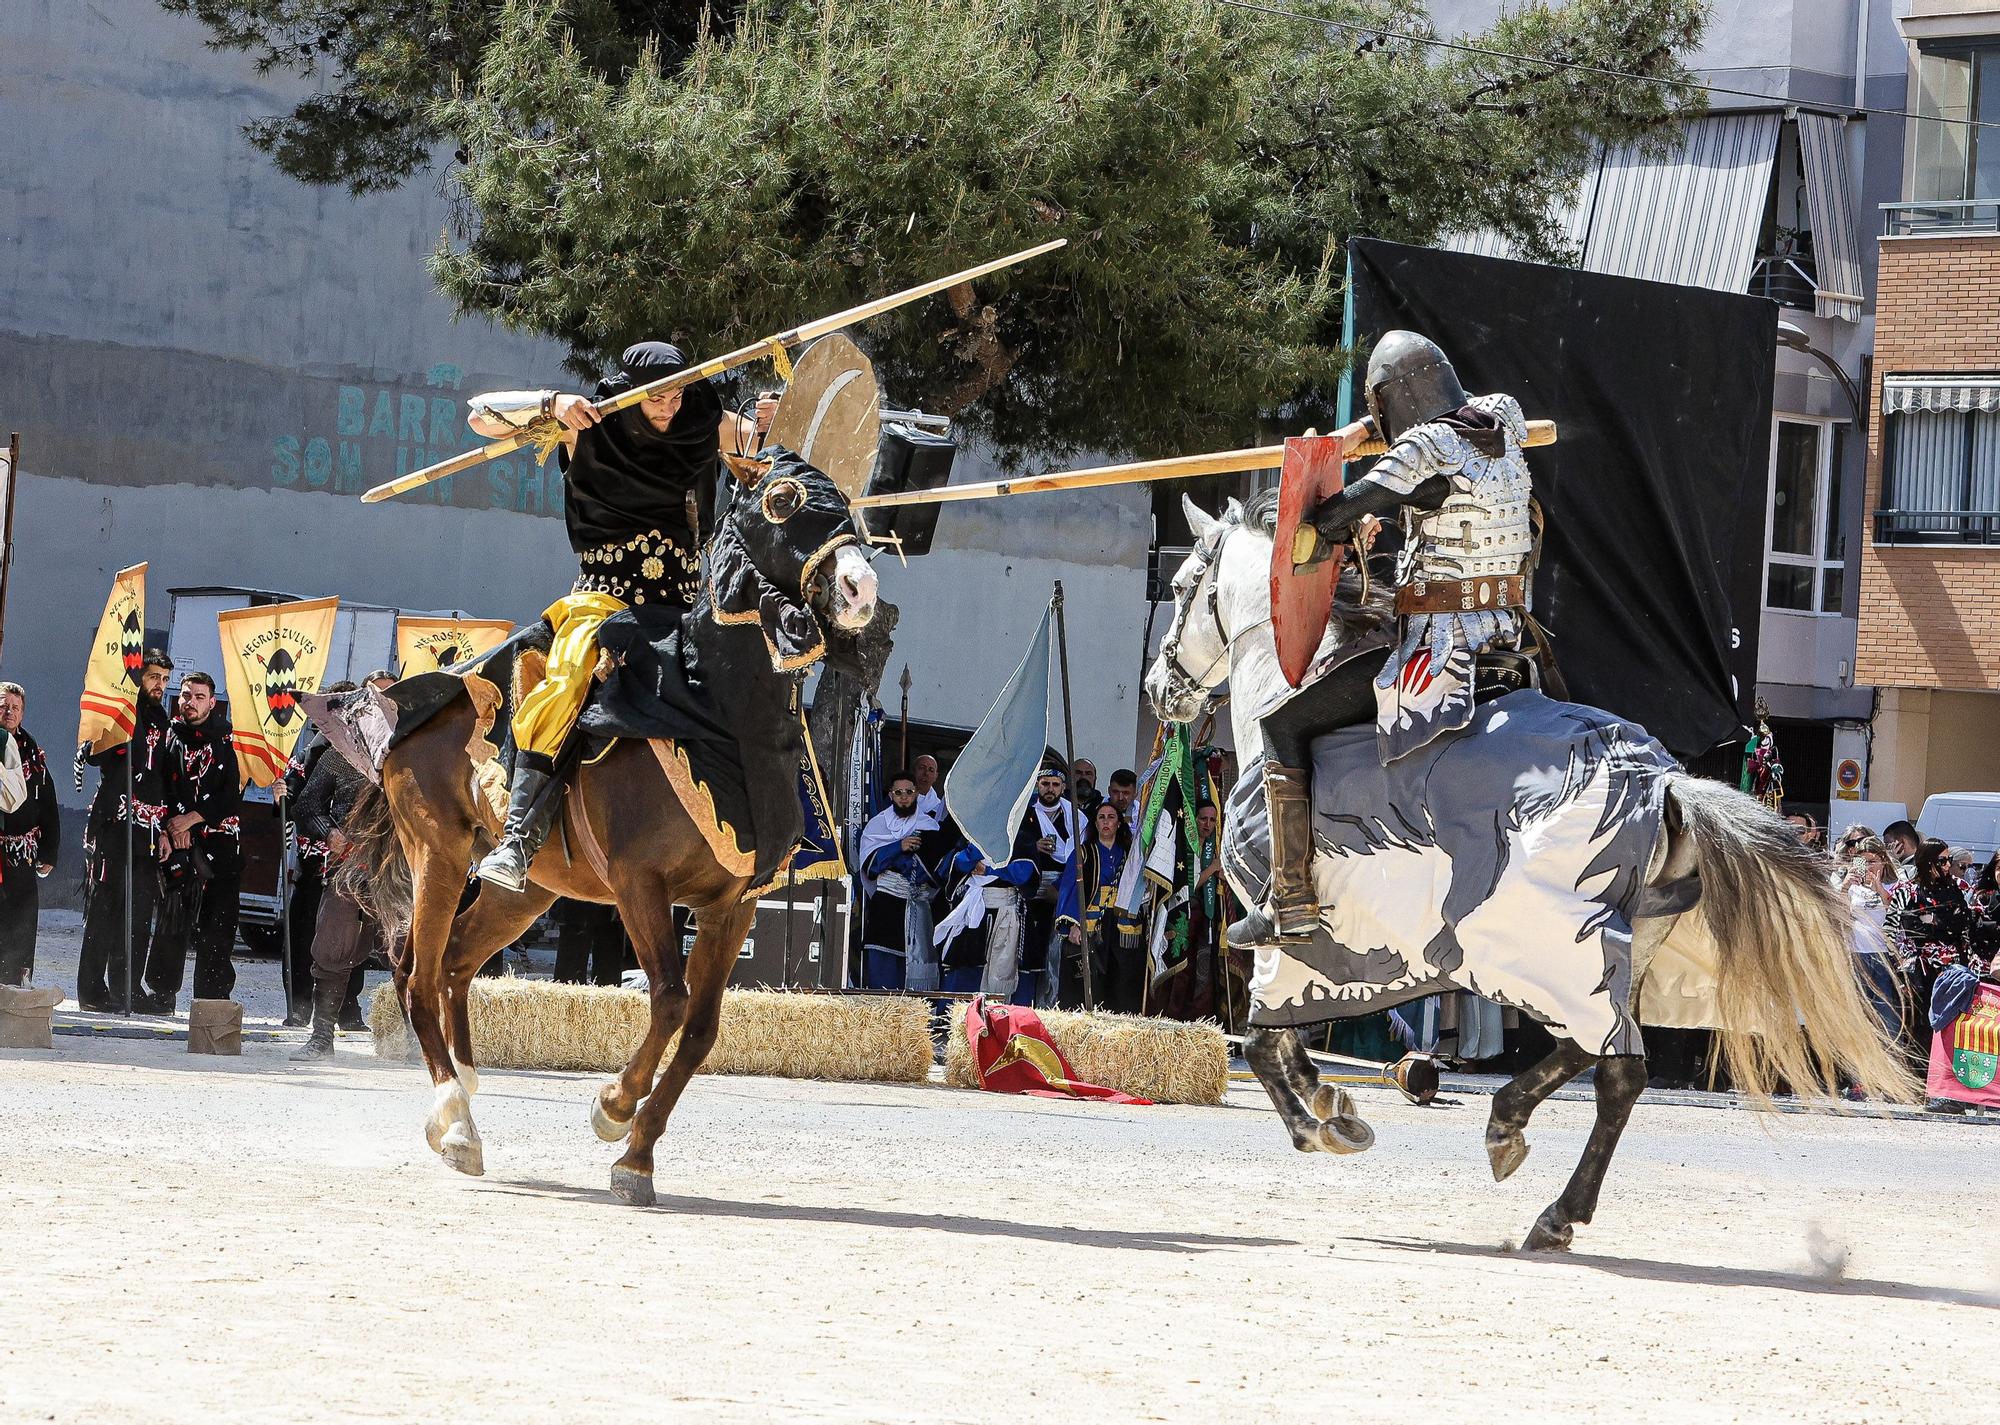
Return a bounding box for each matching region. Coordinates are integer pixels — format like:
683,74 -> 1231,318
1826,800 -> 1909,847
1917,793 -> 2000,858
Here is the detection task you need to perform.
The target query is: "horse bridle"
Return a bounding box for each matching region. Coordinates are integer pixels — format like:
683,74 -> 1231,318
1155,521 -> 1233,715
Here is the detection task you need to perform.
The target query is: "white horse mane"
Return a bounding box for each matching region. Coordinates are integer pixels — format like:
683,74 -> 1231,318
1148,496 -> 1388,767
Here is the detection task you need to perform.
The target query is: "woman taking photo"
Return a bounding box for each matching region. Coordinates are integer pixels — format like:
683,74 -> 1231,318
1836,835 -> 1900,1044
1056,800 -> 1148,1014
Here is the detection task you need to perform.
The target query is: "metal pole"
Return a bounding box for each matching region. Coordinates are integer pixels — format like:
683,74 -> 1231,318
0,433 -> 18,664
122,732 -> 135,1015
782,866 -> 796,990
1052,582 -> 1093,1013
897,666 -> 911,772
277,795 -> 295,1018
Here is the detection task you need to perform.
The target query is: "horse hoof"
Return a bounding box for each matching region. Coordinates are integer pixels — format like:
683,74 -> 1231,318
591,1096 -> 633,1144
439,1125 -> 485,1178
1316,1114 -> 1375,1155
1520,1215 -> 1573,1253
425,1117 -> 446,1156
1309,1084 -> 1356,1122
1486,1130 -> 1530,1182
610,1166 -> 656,1208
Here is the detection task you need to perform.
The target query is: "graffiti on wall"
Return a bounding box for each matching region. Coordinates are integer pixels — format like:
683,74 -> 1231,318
268,364 -> 566,516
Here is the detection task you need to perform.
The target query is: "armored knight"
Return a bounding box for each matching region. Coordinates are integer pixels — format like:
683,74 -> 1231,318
1231,331 -> 1546,949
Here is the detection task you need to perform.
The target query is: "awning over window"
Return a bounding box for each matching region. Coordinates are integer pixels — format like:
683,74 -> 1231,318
1883,376 -> 2000,414
1441,168 -> 1597,263
1797,112 -> 1864,321
1441,114 -> 1780,294
1584,113 -> 1781,291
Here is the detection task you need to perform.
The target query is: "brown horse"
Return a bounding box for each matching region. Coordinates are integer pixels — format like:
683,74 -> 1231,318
339,454 -> 879,1206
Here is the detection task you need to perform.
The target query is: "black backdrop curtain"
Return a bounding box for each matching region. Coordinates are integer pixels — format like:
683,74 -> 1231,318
1348,238 -> 1773,760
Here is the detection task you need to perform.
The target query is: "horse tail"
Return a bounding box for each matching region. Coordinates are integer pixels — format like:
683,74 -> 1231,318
332,780 -> 413,942
1666,774 -> 1919,1106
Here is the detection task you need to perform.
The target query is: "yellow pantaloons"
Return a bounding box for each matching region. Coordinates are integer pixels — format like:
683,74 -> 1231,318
512,590 -> 627,759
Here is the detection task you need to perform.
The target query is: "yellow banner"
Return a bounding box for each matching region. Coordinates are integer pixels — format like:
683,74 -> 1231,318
394,616 -> 513,676
76,562 -> 147,755
218,597 -> 339,787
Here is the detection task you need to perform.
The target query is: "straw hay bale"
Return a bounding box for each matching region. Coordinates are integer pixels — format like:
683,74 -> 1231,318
943,1005 -> 1228,1106
369,979 -> 933,1083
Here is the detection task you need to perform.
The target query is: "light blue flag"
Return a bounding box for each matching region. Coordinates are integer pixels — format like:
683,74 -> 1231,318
945,604 -> 1052,863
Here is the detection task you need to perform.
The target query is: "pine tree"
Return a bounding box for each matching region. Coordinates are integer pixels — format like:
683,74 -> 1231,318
167,0 -> 1706,460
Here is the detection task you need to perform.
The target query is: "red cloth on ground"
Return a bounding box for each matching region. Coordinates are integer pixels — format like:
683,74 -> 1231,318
964,996 -> 1151,1105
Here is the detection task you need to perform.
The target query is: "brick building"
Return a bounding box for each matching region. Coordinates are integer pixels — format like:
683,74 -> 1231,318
1857,4 -> 2000,808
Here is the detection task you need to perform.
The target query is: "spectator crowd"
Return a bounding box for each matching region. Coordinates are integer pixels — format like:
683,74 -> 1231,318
854,749 -> 1241,1027
1824,815 -> 1998,1111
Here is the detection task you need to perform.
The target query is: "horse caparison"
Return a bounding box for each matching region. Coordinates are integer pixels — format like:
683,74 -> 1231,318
334,451 -> 878,1206
1145,493 -> 1918,1251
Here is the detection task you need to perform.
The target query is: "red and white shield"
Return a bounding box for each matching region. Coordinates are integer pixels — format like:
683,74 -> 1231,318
1270,434 -> 1353,689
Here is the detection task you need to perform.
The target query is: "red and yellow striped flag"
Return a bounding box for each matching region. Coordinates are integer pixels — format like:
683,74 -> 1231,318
218,597 -> 339,788
76,562 -> 147,755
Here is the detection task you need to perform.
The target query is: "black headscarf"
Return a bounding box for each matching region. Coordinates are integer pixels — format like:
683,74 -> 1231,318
560,341 -> 725,553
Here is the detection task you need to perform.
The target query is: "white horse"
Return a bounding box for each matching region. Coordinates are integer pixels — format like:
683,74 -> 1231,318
1145,492 -> 1913,1250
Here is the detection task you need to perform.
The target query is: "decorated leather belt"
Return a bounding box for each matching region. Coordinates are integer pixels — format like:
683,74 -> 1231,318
1395,574 -> 1526,616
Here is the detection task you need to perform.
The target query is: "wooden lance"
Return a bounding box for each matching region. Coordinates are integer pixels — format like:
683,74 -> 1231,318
849,419 -> 1558,511
361,238 -> 1068,505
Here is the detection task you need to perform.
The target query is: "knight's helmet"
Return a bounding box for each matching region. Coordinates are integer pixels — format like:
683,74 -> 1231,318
1362,330 -> 1468,441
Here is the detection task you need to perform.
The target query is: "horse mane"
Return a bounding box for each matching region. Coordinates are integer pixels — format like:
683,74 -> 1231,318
1242,487 -> 1280,533
1219,490 -> 1394,635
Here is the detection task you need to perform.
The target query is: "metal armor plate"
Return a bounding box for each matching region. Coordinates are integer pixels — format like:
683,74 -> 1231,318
1400,396 -> 1535,591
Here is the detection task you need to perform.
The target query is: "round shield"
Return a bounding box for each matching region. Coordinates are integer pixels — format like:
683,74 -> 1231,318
765,333 -> 882,499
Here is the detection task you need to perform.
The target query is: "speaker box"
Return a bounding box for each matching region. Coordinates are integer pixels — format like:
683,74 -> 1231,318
861,424 -> 958,557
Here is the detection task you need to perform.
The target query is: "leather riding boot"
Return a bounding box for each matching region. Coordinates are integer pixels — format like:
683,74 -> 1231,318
475,758 -> 559,893
289,975 -> 343,1062
1265,764 -> 1321,942
1225,764 -> 1322,949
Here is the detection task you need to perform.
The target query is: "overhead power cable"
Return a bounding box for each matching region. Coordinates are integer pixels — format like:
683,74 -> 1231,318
1213,0 -> 2000,134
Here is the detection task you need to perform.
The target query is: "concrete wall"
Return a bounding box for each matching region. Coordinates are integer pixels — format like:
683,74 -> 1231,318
1869,686 -> 2000,806
0,0 -> 1155,873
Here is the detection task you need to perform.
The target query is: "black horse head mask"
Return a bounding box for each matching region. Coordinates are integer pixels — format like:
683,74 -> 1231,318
707,445 -> 875,671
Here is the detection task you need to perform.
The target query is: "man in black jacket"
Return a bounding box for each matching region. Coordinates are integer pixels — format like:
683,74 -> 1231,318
288,742 -> 381,1060
0,682 -> 60,985
140,672 -> 243,1011
78,649 -> 174,1013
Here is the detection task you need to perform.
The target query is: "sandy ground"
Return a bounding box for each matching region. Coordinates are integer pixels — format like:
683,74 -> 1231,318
4,979 -> 1996,1425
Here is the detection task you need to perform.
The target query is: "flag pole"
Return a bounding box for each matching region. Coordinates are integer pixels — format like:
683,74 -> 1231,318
0,432 -> 19,663
1052,581 -> 1092,1014
277,794 -> 295,1019
123,737 -> 135,1015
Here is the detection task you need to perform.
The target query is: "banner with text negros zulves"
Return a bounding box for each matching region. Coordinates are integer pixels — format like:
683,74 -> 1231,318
394,615 -> 514,676
219,597 -> 339,788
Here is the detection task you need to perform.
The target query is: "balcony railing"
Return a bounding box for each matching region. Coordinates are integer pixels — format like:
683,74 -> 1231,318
1882,199 -> 2000,236
1748,253 -> 1817,308
1874,509 -> 2000,544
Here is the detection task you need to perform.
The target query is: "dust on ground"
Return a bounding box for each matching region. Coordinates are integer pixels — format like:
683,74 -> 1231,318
2,1023 -> 1993,1424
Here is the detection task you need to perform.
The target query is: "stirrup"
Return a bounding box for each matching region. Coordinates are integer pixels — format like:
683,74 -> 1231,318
1226,908 -> 1279,951
1272,902 -> 1320,944
476,838 -> 533,892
